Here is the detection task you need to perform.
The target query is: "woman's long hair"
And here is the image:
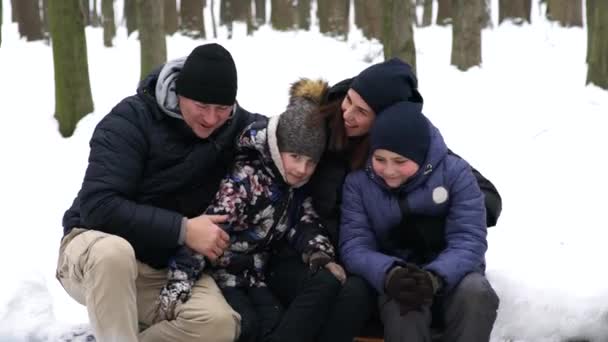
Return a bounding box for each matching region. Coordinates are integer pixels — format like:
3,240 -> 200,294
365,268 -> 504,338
316,97 -> 370,170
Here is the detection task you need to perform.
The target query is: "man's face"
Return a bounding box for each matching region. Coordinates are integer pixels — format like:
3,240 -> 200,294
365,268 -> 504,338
179,96 -> 233,139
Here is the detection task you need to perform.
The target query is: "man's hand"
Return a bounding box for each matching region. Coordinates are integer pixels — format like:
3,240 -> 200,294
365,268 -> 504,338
184,214 -> 230,261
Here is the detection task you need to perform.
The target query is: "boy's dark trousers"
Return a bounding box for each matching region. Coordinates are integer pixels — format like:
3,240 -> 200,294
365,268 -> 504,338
265,251 -> 375,342
222,287 -> 283,342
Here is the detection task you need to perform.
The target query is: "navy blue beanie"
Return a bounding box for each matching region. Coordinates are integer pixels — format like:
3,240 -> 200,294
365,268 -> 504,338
351,58 -> 422,115
370,101 -> 430,166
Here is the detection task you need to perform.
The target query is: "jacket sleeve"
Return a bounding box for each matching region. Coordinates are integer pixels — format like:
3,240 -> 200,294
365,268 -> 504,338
424,160 -> 488,292
79,101 -> 183,249
339,174 -> 403,294
287,197 -> 336,261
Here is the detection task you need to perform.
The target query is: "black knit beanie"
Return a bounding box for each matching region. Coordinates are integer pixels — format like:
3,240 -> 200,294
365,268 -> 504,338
370,101 -> 430,166
277,79 -> 328,163
351,58 -> 423,115
175,43 -> 237,105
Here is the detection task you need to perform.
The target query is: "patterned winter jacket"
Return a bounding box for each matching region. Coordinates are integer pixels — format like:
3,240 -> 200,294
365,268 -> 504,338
340,111 -> 488,294
200,115 -> 335,288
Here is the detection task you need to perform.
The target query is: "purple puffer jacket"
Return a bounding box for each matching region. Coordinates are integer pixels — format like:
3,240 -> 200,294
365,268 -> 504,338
339,119 -> 487,294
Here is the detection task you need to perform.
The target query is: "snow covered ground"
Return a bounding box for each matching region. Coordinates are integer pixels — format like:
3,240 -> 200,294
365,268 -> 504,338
1,0 -> 607,341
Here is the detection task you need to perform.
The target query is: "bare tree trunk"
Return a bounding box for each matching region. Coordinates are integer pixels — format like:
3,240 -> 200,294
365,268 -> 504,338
81,0 -> 91,26
211,0 -> 217,38
318,0 -> 349,39
181,0 -> 205,38
16,0 -> 44,41
164,0 -> 178,35
499,0 -> 531,24
102,0 -> 115,46
383,0 -> 417,74
546,0 -> 582,27
220,0 -> 233,38
271,0 -> 296,31
354,0 -> 382,40
49,0 -> 94,137
11,0 -> 18,23
481,0 -> 492,28
421,0 -> 433,27
297,0 -> 311,31
586,0 -> 608,89
437,0 -> 452,25
138,0 -> 166,80
42,0 -> 50,38
124,0 -> 137,37
452,0 -> 482,71
91,0 -> 100,27
255,0 -> 266,26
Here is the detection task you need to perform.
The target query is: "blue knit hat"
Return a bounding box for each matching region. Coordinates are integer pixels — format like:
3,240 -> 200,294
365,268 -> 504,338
351,58 -> 422,115
370,101 -> 429,166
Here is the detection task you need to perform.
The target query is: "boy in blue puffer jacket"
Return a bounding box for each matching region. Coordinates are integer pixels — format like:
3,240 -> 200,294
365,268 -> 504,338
339,101 -> 499,342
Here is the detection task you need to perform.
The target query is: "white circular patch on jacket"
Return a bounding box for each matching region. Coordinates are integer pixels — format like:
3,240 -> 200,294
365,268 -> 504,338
432,186 -> 449,204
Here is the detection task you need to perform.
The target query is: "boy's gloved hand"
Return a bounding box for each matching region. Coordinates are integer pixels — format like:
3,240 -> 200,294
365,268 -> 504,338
385,264 -> 439,315
156,278 -> 194,322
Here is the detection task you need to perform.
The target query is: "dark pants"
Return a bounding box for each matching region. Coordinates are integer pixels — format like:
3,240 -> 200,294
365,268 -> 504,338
266,253 -> 375,342
379,272 -> 499,342
222,287 -> 283,342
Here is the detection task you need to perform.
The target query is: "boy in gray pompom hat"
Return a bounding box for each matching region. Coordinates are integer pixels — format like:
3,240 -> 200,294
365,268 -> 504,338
156,79 -> 346,342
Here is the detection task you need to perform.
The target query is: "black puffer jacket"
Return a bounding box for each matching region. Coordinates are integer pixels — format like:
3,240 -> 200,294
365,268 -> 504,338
309,78 -> 503,247
62,66 -> 262,269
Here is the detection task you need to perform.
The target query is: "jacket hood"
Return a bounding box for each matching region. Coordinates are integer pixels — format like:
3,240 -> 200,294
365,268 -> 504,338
366,116 -> 448,193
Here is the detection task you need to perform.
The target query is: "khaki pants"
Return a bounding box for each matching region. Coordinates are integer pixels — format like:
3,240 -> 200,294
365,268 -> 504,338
56,228 -> 241,342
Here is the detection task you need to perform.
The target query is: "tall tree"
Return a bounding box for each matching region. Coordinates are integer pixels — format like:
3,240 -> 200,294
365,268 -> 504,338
91,0 -> 100,27
181,0 -> 205,38
80,0 -> 91,26
124,0 -> 137,37
210,0 -> 218,38
271,0 -> 296,31
586,0 -> 608,89
164,0 -> 178,35
138,0 -> 166,80
42,0 -> 50,38
482,0 -> 492,28
220,0 -> 234,38
11,0 -> 18,23
383,0 -> 417,74
499,0 -> 531,24
436,0 -> 452,25
451,0 -> 482,71
48,0 -> 94,137
354,0 -> 382,40
546,0 -> 582,27
318,0 -> 349,39
255,0 -> 266,27
16,0 -> 44,41
421,0 -> 433,27
297,0 -> 311,31
102,0 -> 115,47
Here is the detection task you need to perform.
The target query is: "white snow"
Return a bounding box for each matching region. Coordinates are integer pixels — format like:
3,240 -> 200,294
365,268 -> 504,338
1,0 -> 607,341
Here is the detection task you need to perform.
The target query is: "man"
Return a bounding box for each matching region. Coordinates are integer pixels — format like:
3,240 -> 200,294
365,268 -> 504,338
57,43 -> 262,342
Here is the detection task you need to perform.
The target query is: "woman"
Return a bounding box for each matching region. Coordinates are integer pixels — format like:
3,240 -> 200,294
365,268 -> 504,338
305,58 -> 503,340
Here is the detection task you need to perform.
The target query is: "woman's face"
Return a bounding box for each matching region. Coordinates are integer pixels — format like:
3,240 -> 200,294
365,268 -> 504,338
341,89 -> 376,137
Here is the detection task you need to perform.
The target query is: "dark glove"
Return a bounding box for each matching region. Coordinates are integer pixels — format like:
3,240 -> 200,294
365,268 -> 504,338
307,251 -> 333,274
403,263 -> 442,295
385,264 -> 438,315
